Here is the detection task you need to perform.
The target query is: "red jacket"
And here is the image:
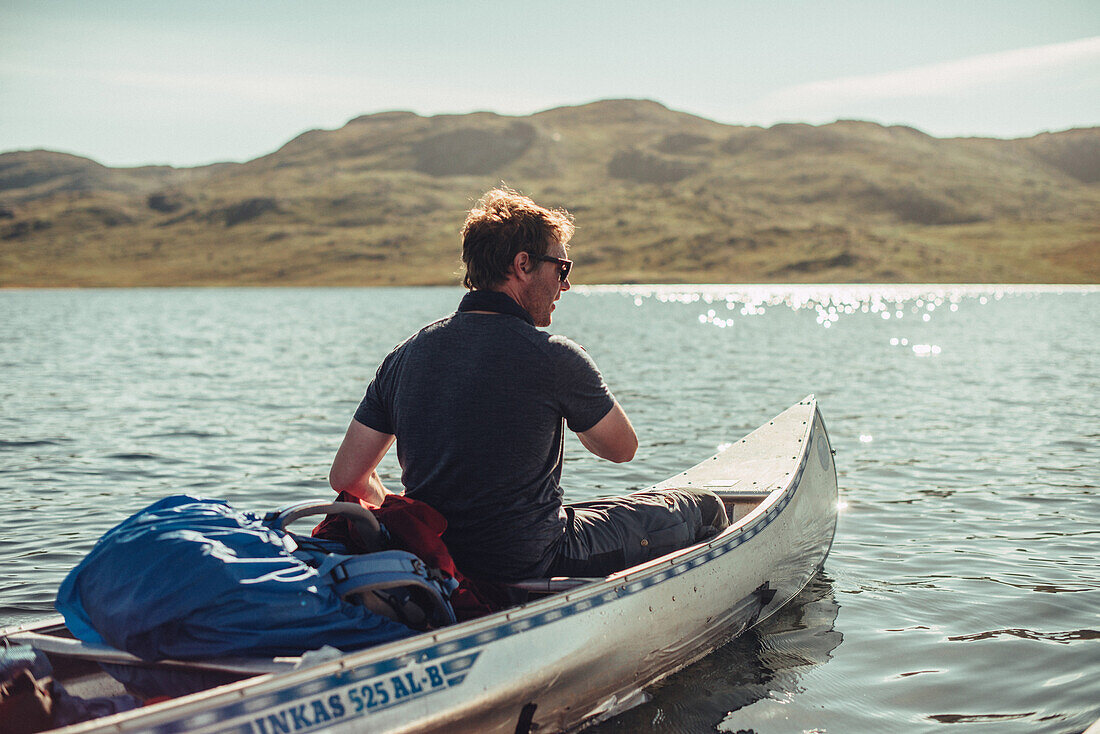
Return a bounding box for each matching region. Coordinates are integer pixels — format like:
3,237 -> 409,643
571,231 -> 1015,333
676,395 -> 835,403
312,492 -> 514,620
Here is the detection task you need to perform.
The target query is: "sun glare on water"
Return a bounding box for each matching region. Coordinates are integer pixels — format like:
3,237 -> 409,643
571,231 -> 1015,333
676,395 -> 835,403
579,284 -> 1091,357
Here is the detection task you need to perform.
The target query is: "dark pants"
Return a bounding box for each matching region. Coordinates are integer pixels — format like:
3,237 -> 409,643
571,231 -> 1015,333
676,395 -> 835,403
546,487 -> 729,577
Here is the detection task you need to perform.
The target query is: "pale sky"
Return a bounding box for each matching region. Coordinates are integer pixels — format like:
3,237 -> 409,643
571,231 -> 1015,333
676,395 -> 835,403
2,0 -> 1098,167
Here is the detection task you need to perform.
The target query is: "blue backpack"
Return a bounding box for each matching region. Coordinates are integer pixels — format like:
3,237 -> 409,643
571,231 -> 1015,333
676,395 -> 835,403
55,495 -> 458,661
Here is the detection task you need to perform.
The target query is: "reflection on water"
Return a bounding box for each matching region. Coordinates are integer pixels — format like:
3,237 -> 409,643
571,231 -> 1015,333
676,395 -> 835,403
588,574 -> 842,734
2,285 -> 1099,733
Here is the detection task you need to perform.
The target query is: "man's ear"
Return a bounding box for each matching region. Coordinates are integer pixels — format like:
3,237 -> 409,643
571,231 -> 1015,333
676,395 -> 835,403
511,251 -> 533,281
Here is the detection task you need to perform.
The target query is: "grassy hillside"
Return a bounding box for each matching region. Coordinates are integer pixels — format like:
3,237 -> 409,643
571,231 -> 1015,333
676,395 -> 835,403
1,100 -> 1097,286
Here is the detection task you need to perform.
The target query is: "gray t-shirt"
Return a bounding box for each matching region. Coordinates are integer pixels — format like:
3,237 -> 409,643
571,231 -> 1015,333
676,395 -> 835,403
354,305 -> 615,580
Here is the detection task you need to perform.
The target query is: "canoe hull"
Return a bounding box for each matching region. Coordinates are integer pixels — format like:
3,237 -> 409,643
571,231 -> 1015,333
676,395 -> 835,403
24,397 -> 838,734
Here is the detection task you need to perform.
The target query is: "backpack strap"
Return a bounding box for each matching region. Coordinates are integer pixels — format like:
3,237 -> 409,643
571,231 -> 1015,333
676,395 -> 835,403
268,502 -> 458,630
321,551 -> 458,629
265,500 -> 385,552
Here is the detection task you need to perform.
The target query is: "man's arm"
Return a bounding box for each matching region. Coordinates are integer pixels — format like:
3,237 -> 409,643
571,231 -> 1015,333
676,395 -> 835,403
329,420 -> 397,506
577,401 -> 638,463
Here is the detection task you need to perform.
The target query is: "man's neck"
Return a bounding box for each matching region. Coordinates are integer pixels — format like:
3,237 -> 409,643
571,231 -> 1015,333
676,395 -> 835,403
491,282 -> 524,305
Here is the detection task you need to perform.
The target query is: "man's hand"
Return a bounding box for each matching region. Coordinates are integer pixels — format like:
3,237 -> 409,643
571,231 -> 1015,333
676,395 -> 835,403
329,421 -> 397,506
577,401 -> 638,463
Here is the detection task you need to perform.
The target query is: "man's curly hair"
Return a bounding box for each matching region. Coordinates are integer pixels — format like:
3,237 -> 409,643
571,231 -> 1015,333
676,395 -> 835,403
460,188 -> 575,290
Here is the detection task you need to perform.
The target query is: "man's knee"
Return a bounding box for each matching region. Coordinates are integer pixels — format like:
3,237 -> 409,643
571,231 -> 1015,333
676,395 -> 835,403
665,487 -> 729,540
621,486 -> 729,543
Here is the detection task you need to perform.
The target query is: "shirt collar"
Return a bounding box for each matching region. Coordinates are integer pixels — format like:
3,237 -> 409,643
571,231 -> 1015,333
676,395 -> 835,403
456,289 -> 535,326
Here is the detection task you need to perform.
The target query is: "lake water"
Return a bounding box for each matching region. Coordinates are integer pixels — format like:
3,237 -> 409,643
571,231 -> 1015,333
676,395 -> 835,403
1,285 -> 1097,733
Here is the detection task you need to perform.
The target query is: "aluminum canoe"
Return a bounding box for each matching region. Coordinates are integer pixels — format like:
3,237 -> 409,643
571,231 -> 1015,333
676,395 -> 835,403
3,395 -> 838,734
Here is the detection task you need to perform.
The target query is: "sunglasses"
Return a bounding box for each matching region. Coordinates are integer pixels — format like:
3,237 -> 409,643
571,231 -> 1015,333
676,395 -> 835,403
527,253 -> 573,283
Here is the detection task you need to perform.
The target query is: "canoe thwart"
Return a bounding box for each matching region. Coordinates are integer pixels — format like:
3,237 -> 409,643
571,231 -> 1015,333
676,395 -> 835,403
667,483 -> 774,501
506,577 -> 601,593
8,632 -> 297,675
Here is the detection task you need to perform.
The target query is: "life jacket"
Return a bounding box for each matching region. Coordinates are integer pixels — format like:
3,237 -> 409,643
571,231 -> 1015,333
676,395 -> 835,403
55,495 -> 458,662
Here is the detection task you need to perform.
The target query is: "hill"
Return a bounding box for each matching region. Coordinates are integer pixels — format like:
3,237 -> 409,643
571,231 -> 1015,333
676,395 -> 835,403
1,100 -> 1097,286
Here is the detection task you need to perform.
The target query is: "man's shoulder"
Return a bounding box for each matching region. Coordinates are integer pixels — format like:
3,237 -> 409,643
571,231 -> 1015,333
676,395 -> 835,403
416,314 -> 456,336
505,325 -> 592,366
396,314 -> 456,346
374,315 -> 455,368
546,333 -> 589,356
545,334 -> 602,376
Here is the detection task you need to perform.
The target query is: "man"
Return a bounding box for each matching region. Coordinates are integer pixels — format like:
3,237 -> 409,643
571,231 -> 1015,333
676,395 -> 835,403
330,188 -> 727,582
